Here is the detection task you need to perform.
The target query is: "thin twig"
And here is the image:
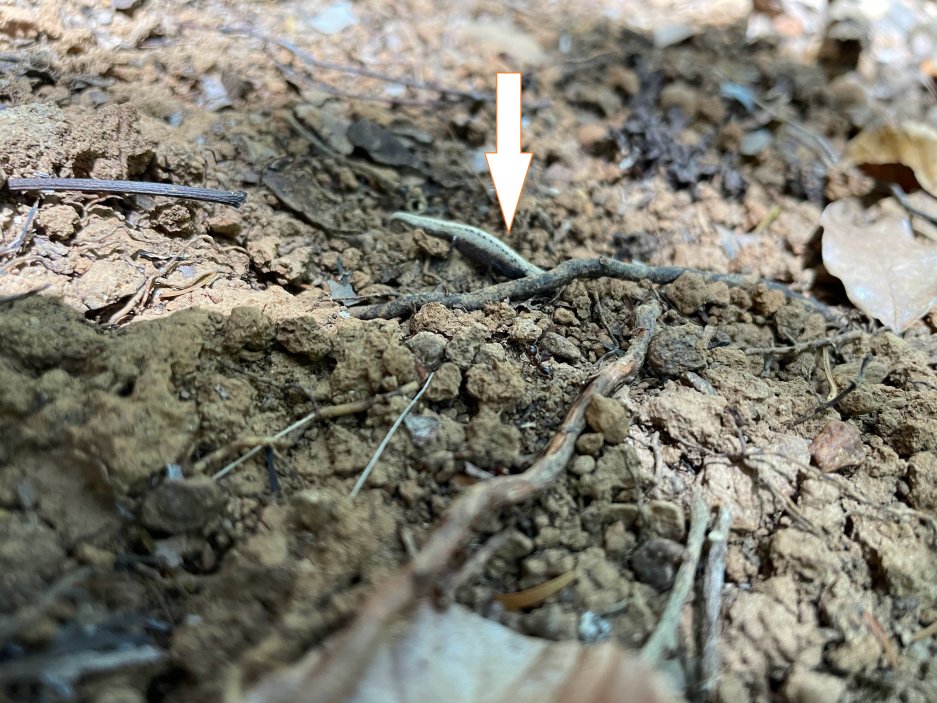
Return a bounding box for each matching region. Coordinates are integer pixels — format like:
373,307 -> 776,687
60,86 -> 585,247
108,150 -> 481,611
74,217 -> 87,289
744,330 -> 862,355
242,300 -> 661,703
791,352 -> 873,425
699,505 -> 732,699
860,607 -> 900,669
106,236 -> 200,325
641,491 -> 710,664
210,382 -> 419,480
350,371 -> 435,497
0,198 -> 39,256
352,257 -> 843,323
910,619 -> 937,643
6,177 -> 246,207
270,37 -> 493,103
0,645 -> 165,685
890,183 -> 937,227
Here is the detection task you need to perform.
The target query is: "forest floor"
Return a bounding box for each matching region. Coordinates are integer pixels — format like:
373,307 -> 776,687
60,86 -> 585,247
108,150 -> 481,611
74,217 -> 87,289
1,0 -> 937,701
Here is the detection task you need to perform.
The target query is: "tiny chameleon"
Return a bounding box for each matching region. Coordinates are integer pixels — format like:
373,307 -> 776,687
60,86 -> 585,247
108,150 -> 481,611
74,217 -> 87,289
389,212 -> 545,279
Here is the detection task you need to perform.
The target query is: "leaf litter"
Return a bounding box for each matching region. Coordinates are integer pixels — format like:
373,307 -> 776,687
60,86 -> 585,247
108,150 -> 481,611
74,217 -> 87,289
2,1 -> 937,703
821,198 -> 937,331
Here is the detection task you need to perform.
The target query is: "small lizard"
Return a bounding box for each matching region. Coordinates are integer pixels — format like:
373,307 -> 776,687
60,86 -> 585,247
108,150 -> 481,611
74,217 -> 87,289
389,212 -> 545,279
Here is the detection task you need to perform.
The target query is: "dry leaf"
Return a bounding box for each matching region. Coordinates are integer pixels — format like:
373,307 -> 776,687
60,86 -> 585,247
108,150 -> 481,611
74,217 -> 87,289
820,199 -> 937,330
843,121 -> 937,196
244,603 -> 680,703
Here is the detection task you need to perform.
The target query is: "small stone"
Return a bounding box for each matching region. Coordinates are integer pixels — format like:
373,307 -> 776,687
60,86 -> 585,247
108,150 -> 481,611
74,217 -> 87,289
425,362 -> 461,402
465,409 -> 522,467
497,530 -> 535,559
576,433 -> 604,456
630,537 -> 684,591
226,307 -> 275,352
290,489 -> 343,530
603,521 -> 635,558
509,314 -> 543,344
552,307 -> 578,326
15,479 -> 37,509
522,555 -> 549,578
410,303 -> 456,335
539,331 -> 581,362
783,667 -> 847,703
406,331 -> 447,368
139,478 -> 225,534
570,455 -> 596,476
666,271 -> 730,315
475,342 -> 508,365
446,325 -> 487,368
810,420 -> 865,472
276,316 -> 332,360
577,122 -> 608,151
36,204 -> 79,240
647,324 -> 707,376
152,202 -> 194,236
642,500 -> 686,541
585,395 -> 630,444
207,209 -> 242,238
465,358 -> 525,408
74,543 -> 115,567
413,227 -> 450,258
751,284 -> 786,316
659,81 -> 700,120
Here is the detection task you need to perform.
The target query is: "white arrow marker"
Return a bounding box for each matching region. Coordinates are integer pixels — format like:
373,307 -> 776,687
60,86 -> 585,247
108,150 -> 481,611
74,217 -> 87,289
485,72 -> 533,233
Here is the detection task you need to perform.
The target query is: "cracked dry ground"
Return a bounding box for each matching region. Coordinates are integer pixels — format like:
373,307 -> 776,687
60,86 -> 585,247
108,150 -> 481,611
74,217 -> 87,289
1,2 -> 937,702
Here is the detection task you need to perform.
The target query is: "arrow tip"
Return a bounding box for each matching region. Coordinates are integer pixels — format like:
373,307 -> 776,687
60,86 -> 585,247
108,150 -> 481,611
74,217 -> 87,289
485,152 -> 533,232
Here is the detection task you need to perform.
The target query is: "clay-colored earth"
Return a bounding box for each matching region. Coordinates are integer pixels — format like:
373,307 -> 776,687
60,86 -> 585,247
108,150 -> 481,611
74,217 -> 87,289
1,1 -> 936,701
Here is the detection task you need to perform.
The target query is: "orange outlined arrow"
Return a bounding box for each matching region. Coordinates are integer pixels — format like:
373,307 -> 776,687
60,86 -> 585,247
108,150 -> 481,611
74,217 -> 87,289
485,72 -> 533,233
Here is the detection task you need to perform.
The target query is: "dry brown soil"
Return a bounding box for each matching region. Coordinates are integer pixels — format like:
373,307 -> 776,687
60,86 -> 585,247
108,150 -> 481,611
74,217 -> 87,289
1,1 -> 936,702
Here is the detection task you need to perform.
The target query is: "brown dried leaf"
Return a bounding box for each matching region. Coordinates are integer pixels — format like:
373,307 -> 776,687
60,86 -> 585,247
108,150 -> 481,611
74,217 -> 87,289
821,199 -> 937,331
843,121 -> 937,196
346,604 -> 678,703
244,603 -> 680,703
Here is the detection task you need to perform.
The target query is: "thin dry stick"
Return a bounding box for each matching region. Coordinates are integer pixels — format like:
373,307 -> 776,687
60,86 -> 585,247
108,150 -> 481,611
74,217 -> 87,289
211,382 -> 418,481
6,177 -> 246,207
242,299 -> 661,703
350,371 -> 435,497
269,37 -> 493,103
351,257 -> 842,323
699,505 -> 732,699
890,183 -> 937,227
792,352 -> 873,425
641,491 -> 710,664
0,645 -> 165,685
910,619 -> 937,643
106,236 -> 200,325
0,198 -> 39,256
744,330 -> 863,355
